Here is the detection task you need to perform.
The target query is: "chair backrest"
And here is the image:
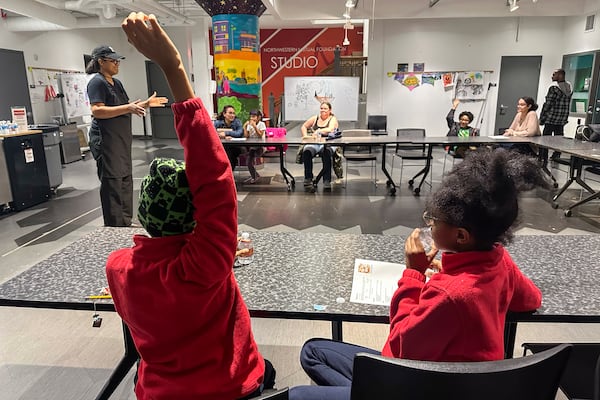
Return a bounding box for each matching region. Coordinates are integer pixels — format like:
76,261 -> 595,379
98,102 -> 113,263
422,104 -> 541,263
396,128 -> 426,153
523,343 -> 600,400
350,344 -> 572,400
342,129 -> 372,138
255,387 -> 289,399
342,129 -> 373,154
367,115 -> 387,132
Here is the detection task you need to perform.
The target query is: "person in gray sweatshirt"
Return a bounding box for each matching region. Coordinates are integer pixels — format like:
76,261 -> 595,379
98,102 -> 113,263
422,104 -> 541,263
540,69 -> 573,159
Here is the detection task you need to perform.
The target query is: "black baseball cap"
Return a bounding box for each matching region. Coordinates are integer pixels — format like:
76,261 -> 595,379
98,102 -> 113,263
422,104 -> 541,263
91,45 -> 125,61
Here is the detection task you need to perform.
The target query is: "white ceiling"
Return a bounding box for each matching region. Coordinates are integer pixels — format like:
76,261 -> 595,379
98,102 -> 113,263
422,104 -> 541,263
0,0 -> 598,31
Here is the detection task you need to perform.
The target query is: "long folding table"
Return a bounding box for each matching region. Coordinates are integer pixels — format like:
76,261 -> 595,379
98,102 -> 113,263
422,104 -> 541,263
1,229 -> 599,397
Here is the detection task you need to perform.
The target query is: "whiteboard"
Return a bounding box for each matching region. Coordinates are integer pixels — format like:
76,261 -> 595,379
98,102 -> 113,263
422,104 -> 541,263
58,73 -> 92,119
284,76 -> 359,121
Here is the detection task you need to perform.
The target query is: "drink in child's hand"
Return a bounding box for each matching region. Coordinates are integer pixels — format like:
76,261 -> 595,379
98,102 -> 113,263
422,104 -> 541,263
419,227 -> 434,253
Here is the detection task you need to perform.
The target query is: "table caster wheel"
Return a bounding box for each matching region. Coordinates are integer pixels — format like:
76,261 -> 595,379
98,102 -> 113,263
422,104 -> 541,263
386,180 -> 392,187
551,202 -> 559,209
564,209 -> 572,217
413,188 -> 420,196
408,179 -> 414,186
389,187 -> 396,196
553,182 -> 558,188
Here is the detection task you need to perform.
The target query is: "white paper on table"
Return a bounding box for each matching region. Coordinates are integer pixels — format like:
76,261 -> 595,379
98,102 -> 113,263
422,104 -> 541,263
350,258 -> 405,306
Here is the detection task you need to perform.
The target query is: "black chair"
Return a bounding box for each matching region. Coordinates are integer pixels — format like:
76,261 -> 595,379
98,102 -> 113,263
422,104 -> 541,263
390,128 -> 432,188
341,129 -> 377,188
350,344 -> 572,400
522,343 -> 600,400
367,115 -> 387,133
255,388 -> 289,399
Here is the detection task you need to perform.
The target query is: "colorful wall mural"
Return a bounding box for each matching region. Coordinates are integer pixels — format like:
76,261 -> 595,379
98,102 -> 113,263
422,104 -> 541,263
212,14 -> 261,122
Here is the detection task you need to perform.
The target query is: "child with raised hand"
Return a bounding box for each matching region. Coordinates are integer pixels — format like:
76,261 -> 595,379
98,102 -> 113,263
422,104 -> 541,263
106,12 -> 275,400
243,110 -> 266,184
290,147 -> 547,400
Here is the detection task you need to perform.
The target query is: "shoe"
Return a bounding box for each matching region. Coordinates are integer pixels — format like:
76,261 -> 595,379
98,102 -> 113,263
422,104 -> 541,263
243,177 -> 256,184
303,178 -> 313,187
323,181 -> 332,191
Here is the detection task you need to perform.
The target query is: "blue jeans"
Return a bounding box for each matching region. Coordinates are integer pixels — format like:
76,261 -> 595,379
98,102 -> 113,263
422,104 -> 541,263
289,338 -> 380,400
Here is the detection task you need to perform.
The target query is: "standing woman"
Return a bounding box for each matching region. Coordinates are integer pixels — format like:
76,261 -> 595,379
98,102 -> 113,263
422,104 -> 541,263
86,45 -> 167,227
300,102 -> 339,191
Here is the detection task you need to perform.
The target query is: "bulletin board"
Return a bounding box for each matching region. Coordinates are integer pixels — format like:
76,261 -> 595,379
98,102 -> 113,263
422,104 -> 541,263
284,76 -> 360,121
58,73 -> 93,119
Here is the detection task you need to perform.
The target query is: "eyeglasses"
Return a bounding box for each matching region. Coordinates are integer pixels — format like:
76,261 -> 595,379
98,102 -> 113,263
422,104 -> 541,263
422,211 -> 442,226
102,58 -> 120,65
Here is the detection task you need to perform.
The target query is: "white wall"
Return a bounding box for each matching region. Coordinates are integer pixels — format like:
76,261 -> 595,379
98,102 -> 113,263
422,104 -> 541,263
366,17 -> 569,137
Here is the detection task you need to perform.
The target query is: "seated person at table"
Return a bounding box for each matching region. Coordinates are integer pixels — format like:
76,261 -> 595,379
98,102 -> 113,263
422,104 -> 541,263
446,98 -> 479,158
289,147 -> 546,400
243,109 -> 266,184
301,102 -> 339,191
214,104 -> 245,171
106,12 -> 275,400
503,96 -> 541,155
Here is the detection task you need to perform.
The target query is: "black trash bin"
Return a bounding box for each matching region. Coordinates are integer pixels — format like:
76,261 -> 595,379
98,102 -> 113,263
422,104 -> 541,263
30,124 -> 62,190
3,132 -> 51,211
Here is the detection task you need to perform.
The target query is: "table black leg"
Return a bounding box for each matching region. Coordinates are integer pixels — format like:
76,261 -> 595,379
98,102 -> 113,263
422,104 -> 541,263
552,157 -> 579,202
504,320 -> 517,359
380,144 -> 396,196
413,145 -> 433,196
94,322 -> 139,400
332,321 -> 343,342
538,147 -> 558,188
278,145 -> 295,190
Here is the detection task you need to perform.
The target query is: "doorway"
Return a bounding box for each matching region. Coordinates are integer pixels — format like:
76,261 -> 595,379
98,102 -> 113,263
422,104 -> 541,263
495,56 -> 542,134
145,61 -> 176,139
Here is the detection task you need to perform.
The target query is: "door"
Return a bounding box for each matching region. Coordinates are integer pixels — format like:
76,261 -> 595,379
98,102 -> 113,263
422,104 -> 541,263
145,61 -> 176,139
495,56 -> 542,134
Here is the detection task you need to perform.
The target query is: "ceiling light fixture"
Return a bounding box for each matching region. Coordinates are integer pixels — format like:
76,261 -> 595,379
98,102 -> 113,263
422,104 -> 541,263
508,0 -> 519,12
311,19 -> 365,25
345,0 -> 358,8
429,0 -> 440,7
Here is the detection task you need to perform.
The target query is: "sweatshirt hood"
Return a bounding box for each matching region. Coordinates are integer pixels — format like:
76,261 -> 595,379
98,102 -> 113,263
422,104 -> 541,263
556,81 -> 573,96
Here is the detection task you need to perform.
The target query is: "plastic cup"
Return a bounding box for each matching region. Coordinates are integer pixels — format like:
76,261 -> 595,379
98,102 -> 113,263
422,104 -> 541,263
419,227 -> 434,253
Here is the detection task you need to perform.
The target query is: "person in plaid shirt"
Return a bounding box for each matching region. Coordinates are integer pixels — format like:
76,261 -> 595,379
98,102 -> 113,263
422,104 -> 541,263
540,69 -> 572,159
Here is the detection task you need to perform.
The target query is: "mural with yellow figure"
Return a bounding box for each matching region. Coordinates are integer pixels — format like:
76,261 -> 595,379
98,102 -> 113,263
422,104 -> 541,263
212,14 -> 261,123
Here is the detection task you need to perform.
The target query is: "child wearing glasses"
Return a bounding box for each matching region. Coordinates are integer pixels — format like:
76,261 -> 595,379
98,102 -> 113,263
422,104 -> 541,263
290,147 -> 547,400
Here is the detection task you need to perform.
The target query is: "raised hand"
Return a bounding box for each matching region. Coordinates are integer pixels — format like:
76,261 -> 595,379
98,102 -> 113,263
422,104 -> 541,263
122,12 -> 193,103
121,12 -> 181,72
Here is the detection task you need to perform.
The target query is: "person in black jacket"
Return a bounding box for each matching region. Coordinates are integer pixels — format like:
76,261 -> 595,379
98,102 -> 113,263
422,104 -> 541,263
446,98 -> 478,158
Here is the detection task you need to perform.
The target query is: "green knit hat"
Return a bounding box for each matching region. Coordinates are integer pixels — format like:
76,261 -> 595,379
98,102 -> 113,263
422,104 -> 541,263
137,158 -> 195,237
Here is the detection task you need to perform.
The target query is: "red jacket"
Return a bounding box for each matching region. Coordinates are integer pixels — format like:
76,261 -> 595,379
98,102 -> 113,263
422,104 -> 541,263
382,245 -> 542,362
106,98 -> 264,400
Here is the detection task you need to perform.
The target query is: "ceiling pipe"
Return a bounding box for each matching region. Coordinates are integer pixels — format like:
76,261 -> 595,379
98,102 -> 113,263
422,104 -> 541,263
0,0 -> 78,28
2,0 -> 195,31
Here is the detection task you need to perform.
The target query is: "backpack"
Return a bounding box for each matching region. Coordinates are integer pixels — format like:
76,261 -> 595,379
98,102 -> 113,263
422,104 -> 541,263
575,124 -> 600,142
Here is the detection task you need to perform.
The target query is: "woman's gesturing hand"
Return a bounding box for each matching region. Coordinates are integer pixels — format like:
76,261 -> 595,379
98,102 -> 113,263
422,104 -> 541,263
142,91 -> 168,108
